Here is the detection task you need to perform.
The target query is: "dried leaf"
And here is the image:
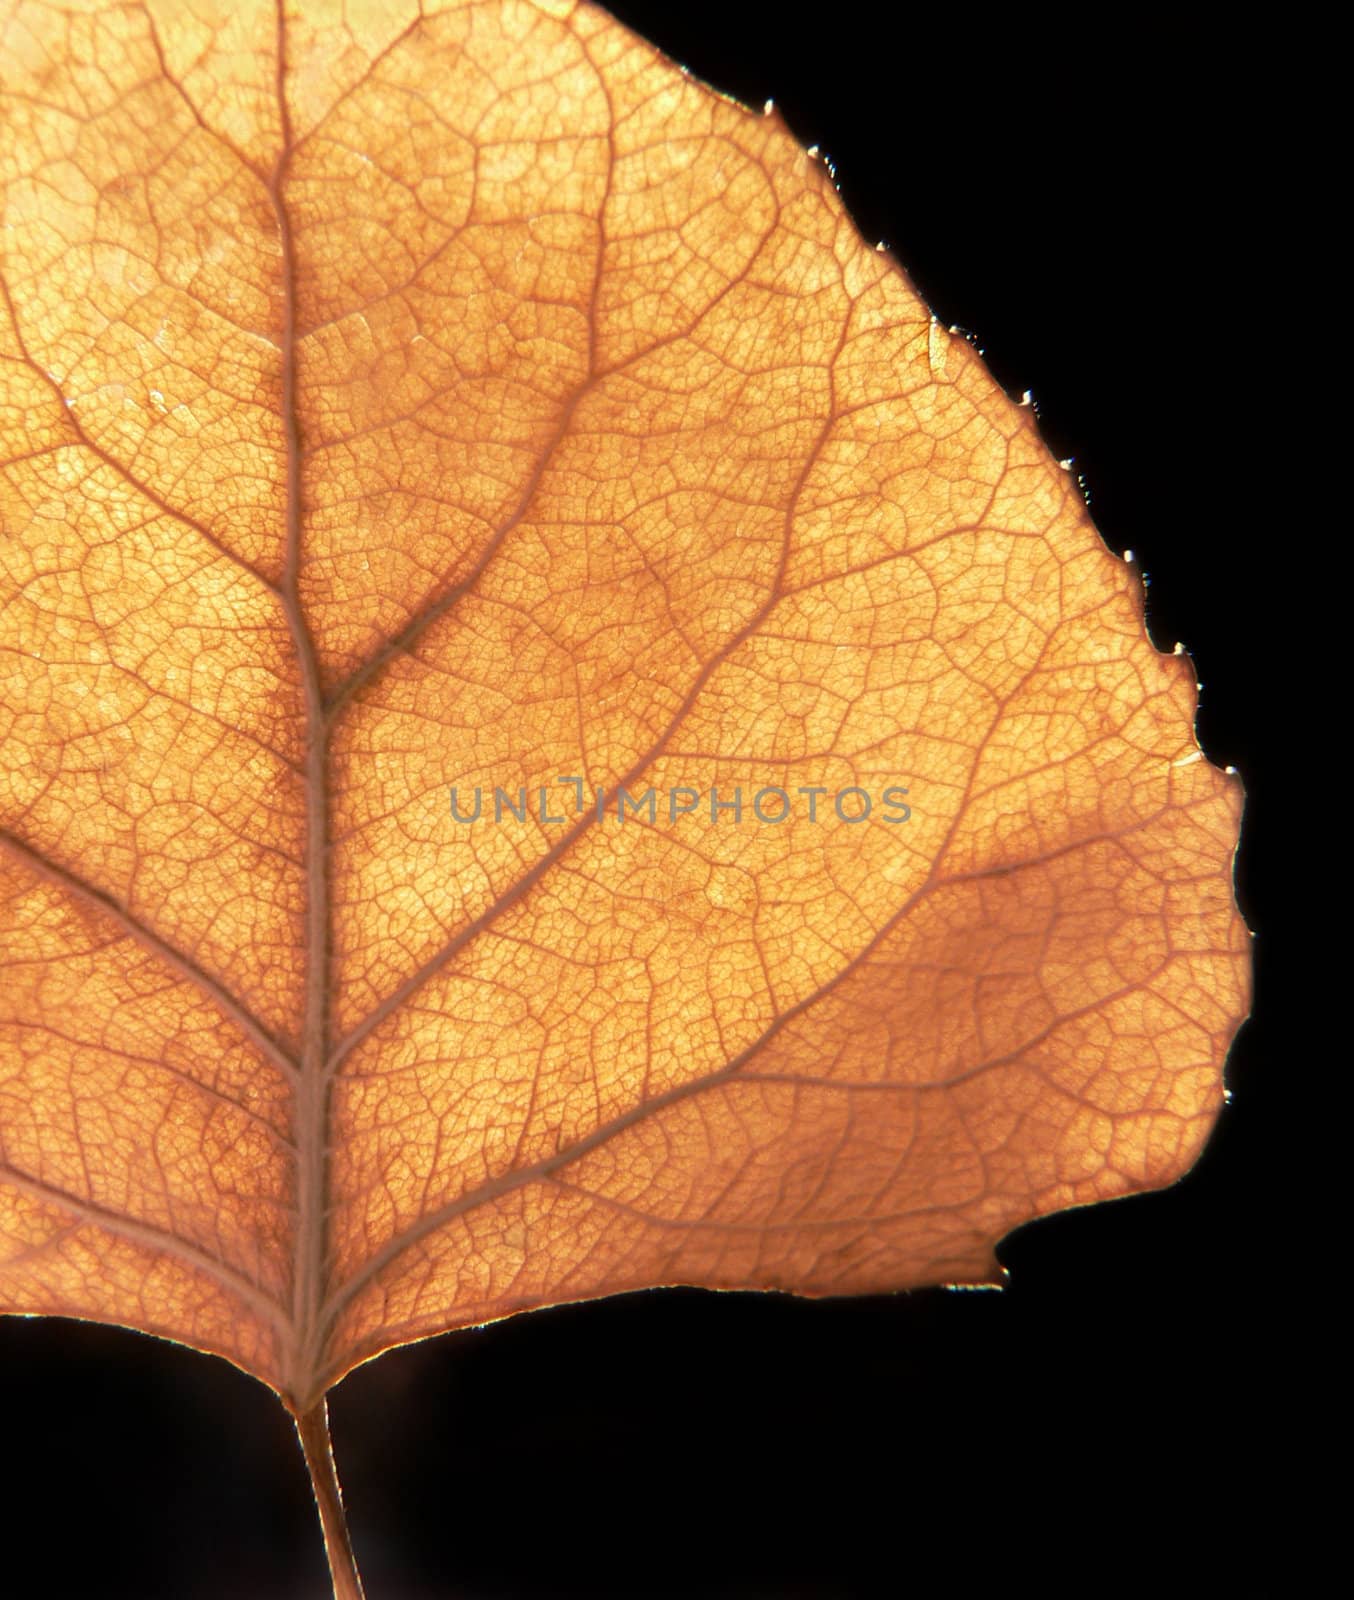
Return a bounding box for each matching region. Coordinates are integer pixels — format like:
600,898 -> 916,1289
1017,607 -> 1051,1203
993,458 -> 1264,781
1,0 -> 1247,1587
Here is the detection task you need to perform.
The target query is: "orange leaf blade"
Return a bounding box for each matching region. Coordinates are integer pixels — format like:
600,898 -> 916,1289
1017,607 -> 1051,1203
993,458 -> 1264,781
1,0 -> 1248,1415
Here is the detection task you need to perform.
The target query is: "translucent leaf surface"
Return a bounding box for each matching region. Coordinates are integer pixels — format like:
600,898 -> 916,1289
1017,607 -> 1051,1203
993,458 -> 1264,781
1,0 -> 1247,1444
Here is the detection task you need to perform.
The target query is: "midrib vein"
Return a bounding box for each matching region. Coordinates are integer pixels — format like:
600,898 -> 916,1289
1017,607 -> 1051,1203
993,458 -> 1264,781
269,1 -> 330,1406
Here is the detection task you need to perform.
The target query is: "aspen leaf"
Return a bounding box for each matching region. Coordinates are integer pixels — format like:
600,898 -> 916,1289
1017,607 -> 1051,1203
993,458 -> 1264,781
1,0 -> 1249,1592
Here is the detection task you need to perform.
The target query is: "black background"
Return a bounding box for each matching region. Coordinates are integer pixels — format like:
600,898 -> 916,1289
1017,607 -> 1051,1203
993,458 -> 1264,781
2,4 -> 1291,1596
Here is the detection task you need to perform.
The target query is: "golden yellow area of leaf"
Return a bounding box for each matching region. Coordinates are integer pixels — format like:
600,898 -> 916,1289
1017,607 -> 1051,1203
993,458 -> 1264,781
0,0 -> 1248,1418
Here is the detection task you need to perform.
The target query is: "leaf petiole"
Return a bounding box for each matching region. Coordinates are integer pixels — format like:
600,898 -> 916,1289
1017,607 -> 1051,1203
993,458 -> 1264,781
294,1398 -> 365,1600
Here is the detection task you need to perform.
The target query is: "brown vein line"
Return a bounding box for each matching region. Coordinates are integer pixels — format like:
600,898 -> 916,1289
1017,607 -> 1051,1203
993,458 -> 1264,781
544,1177 -> 992,1236
320,372 -> 598,725
288,2 -> 427,159
0,1160 -> 288,1333
17,1019 -> 297,1153
140,1 -> 268,184
320,603 -> 1117,1328
322,76 -> 775,728
328,288 -> 847,1074
317,854 -> 953,1333
0,276 -> 279,596
321,86 -> 617,728
324,538 -> 803,1074
739,950 -> 1193,1099
268,0 -> 331,1398
931,804 -> 1177,886
547,1178 -> 875,1234
320,806 -> 1159,1338
0,827 -> 299,1084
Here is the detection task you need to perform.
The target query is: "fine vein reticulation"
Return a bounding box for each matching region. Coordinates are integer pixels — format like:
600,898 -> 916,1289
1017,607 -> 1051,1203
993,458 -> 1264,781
0,0 -> 1248,1414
